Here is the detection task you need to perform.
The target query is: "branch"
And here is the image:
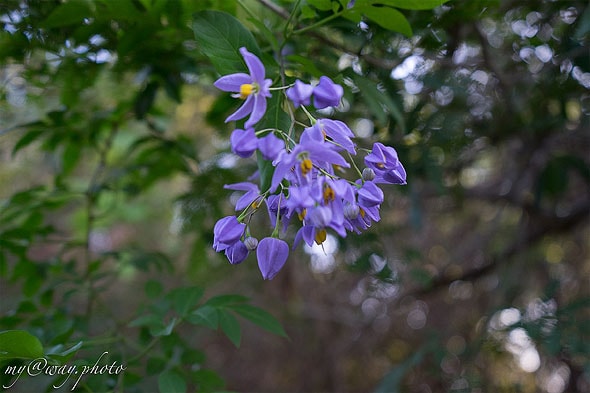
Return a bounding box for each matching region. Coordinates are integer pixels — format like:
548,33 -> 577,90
406,201 -> 590,298
256,0 -> 399,70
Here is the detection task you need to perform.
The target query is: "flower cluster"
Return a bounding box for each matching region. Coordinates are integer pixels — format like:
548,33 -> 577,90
212,47 -> 406,280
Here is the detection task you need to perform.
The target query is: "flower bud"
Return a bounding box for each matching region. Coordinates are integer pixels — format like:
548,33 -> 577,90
362,167 -> 375,181
244,236 -> 259,251
344,203 -> 360,219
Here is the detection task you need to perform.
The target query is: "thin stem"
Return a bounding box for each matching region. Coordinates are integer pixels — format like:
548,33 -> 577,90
84,124 -> 118,318
292,10 -> 346,35
299,105 -> 316,124
346,150 -> 364,180
236,0 -> 258,21
283,0 -> 302,39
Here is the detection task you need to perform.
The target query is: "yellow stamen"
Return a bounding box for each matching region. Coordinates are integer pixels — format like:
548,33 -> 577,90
251,200 -> 260,209
239,83 -> 254,99
376,162 -> 385,169
300,158 -> 313,175
323,185 -> 335,204
315,229 -> 327,245
298,209 -> 307,221
359,207 -> 366,218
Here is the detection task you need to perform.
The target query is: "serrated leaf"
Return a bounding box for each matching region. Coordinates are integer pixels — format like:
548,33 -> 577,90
0,330 -> 44,360
229,304 -> 288,338
218,311 -> 241,347
192,11 -> 261,75
158,370 -> 187,393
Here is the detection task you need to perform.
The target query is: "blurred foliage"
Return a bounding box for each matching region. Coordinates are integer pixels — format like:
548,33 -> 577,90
1,0 -> 589,392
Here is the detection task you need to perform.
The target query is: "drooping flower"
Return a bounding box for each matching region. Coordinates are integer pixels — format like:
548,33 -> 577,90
213,216 -> 246,252
357,181 -> 384,208
270,134 -> 350,192
364,142 -> 407,185
225,241 -> 249,264
230,128 -> 258,158
306,119 -> 356,154
258,133 -> 285,161
312,76 -> 343,109
286,80 -> 314,108
214,47 -> 272,128
224,182 -> 260,211
257,237 -> 289,280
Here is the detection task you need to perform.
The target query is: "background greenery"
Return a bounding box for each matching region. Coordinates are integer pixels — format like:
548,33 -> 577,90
0,0 -> 588,392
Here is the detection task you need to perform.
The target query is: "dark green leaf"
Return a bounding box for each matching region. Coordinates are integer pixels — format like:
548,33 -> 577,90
12,129 -> 45,156
145,280 -> 163,299
0,330 -> 44,360
187,305 -> 219,329
218,310 -> 241,347
360,5 -> 412,36
206,294 -> 249,308
257,151 -> 275,194
167,286 -> 204,316
229,304 -> 287,338
158,370 -> 187,393
365,0 -> 449,10
41,0 -> 93,28
192,11 -> 261,75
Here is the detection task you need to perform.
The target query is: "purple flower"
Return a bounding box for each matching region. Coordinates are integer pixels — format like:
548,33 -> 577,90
224,181 -> 260,211
230,128 -> 258,158
225,241 -> 249,264
258,133 -> 285,161
214,47 -> 272,128
307,119 -> 356,154
357,181 -> 384,208
364,142 -> 407,185
213,216 -> 245,252
312,76 -> 343,109
347,0 -> 356,9
270,136 -> 350,192
286,80 -> 314,108
257,237 -> 289,280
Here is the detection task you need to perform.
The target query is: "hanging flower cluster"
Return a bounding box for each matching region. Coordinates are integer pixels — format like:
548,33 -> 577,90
212,47 -> 407,280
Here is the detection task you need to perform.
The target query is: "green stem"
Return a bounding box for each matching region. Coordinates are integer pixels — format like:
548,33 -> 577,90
236,0 -> 258,21
293,9 -> 346,35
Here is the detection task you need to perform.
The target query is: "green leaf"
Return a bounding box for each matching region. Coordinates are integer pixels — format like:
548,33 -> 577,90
187,305 -> 219,329
41,0 -> 94,28
0,330 -> 44,360
167,286 -> 204,316
192,11 -> 261,75
218,311 -> 241,347
374,345 -> 429,393
361,5 -> 412,36
12,129 -> 45,156
144,280 -> 163,299
158,370 -> 187,393
45,341 -> 83,363
367,0 -> 449,10
257,151 -> 275,194
308,0 -> 333,11
206,294 -> 249,308
352,74 -> 406,131
229,304 -> 288,338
